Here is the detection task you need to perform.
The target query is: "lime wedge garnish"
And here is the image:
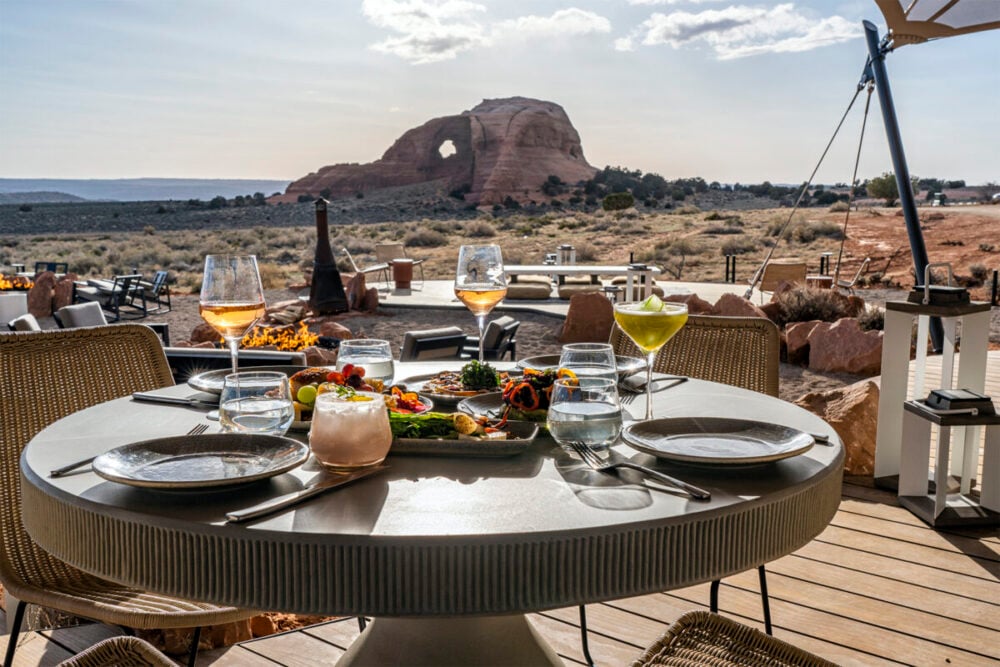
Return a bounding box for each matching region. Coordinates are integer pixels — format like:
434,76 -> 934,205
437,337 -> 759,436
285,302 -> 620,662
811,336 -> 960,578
639,294 -> 665,312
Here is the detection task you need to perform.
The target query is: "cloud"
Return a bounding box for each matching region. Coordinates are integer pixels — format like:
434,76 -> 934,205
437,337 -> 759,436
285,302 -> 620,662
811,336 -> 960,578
494,8 -> 611,39
627,0 -> 723,5
619,3 -> 861,59
362,1 -> 612,63
361,0 -> 488,64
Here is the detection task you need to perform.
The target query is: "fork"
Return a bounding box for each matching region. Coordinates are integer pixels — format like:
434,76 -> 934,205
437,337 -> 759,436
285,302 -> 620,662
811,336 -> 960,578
49,423 -> 210,478
567,440 -> 711,500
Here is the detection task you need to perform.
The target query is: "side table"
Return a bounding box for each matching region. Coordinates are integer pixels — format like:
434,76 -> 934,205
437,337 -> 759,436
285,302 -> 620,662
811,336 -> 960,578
874,300 -> 992,490
899,400 -> 1000,527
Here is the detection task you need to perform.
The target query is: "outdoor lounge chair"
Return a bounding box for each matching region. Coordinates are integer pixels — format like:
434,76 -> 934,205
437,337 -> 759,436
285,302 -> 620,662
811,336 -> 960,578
835,257 -> 871,296
58,636 -> 175,667
33,261 -> 68,276
462,315 -> 519,361
343,247 -> 390,287
163,347 -> 307,384
399,326 -> 467,361
0,325 -> 253,667
631,611 -> 834,667
139,269 -> 172,312
73,273 -> 147,321
7,314 -> 41,332
375,243 -> 425,289
753,260 -> 807,302
54,302 -> 170,345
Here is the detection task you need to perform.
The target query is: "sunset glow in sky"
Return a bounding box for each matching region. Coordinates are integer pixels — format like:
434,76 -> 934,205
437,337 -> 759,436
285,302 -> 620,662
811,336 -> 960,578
1,0 -> 997,184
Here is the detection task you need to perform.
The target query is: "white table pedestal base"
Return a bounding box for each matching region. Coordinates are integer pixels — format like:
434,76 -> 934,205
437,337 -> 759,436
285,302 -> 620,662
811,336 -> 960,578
338,615 -> 562,666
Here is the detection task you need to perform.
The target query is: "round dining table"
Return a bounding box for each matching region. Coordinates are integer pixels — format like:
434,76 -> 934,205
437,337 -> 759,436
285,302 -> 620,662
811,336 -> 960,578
21,361 -> 843,666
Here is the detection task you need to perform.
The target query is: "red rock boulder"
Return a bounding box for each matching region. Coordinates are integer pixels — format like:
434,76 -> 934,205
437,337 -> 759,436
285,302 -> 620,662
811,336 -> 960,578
808,318 -> 883,376
711,293 -> 769,319
27,271 -> 58,318
786,320 -> 822,365
52,273 -> 79,311
664,292 -> 713,314
796,379 -> 879,476
558,292 -> 614,344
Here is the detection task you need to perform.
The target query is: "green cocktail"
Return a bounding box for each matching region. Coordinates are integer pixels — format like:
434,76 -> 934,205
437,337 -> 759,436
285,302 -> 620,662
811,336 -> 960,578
613,296 -> 688,420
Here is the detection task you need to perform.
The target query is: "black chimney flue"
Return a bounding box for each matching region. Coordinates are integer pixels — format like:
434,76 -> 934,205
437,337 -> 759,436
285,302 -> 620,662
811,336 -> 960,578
309,198 -> 349,314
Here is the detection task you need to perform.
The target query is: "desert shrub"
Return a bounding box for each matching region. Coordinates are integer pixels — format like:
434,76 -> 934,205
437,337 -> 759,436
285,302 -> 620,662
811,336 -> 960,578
979,243 -> 996,252
602,192 -> 634,211
719,237 -> 758,255
702,225 -> 744,235
857,308 -> 885,331
255,262 -> 286,289
791,220 -> 843,243
464,220 -> 496,238
969,263 -> 989,283
704,211 -> 723,221
828,201 -> 850,212
404,229 -> 447,248
675,205 -> 701,215
773,287 -> 849,328
941,239 -> 964,246
574,242 -> 599,262
143,225 -> 156,235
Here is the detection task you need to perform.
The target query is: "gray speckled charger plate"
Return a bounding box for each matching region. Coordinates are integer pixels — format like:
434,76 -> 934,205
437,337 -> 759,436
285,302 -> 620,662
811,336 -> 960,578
93,434 -> 309,489
622,417 -> 813,466
516,354 -> 646,378
187,365 -> 309,395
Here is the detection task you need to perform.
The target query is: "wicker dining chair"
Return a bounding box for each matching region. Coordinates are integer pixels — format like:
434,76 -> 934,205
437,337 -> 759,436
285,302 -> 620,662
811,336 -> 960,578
565,315 -> 783,666
0,326 -> 253,667
58,636 -> 176,667
631,611 -> 836,667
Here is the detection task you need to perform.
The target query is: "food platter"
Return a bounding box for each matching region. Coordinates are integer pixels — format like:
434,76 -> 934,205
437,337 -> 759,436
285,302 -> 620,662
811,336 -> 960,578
289,393 -> 434,432
396,373 -> 502,406
391,421 -> 539,457
188,365 -> 311,395
621,417 -> 814,466
92,434 -> 309,490
516,354 -> 646,379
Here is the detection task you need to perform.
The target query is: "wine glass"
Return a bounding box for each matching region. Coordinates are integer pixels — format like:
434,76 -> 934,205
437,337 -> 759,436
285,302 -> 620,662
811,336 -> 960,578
454,245 -> 507,362
612,298 -> 688,420
199,255 -> 266,374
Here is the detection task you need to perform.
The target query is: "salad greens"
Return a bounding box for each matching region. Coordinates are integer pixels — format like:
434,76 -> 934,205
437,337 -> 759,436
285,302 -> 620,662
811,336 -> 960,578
389,412 -> 460,439
460,360 -> 500,391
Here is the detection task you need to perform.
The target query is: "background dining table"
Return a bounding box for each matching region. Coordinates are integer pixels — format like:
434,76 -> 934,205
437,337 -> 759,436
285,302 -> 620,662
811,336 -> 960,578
21,361 -> 843,666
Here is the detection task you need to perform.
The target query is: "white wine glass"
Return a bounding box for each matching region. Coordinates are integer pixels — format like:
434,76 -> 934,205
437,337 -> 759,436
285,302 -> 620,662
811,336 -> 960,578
199,255 -> 266,374
454,245 -> 507,362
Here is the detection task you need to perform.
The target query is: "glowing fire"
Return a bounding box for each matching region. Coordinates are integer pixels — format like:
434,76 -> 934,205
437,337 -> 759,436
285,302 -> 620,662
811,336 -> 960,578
240,321 -> 319,351
0,275 -> 33,290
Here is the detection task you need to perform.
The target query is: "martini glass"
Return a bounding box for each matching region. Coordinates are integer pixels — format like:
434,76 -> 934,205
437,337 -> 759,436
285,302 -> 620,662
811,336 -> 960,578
612,299 -> 688,420
199,255 -> 266,374
454,245 -> 508,362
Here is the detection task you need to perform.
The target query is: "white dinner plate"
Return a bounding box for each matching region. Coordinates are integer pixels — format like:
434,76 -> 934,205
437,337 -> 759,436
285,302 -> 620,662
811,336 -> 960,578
92,434 -> 309,489
516,354 -> 646,378
621,417 -> 813,466
187,365 -> 310,395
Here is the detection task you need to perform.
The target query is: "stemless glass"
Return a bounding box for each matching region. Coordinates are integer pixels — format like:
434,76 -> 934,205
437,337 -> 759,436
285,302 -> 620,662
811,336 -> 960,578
558,343 -> 618,381
219,371 -> 294,436
336,339 -> 394,386
547,377 -> 622,451
613,299 -> 688,420
309,392 -> 392,470
454,245 -> 507,362
199,255 -> 266,374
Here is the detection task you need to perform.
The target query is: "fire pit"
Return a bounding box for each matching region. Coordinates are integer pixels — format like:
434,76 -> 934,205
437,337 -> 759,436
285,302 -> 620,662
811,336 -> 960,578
0,275 -> 34,291
241,322 -> 319,351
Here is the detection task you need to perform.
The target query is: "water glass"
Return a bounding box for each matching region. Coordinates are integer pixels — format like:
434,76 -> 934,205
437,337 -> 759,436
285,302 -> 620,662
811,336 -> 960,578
337,339 -> 394,385
219,371 -> 294,436
547,377 -> 623,451
309,391 -> 392,470
558,343 -> 617,381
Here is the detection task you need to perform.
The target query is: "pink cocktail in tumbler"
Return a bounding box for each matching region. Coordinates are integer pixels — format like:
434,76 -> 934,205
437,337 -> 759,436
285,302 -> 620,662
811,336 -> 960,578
309,392 -> 392,470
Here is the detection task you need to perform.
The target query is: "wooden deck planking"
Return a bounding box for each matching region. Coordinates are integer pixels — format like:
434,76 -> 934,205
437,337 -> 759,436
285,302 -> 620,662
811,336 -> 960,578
3,481 -> 998,666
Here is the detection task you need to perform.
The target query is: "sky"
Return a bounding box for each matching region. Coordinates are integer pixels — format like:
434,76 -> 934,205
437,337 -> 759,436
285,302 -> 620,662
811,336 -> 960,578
1,0 -> 997,186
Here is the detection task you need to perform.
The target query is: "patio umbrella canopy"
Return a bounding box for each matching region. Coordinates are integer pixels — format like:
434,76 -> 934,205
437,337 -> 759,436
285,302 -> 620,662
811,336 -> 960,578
875,0 -> 1000,45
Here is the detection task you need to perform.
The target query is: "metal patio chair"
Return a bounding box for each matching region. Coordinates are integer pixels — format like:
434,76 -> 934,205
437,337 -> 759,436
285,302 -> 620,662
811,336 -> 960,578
0,326 -> 253,667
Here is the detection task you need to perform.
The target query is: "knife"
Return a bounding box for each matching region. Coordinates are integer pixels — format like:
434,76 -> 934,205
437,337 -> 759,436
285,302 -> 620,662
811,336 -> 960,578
132,392 -> 218,409
225,466 -> 388,523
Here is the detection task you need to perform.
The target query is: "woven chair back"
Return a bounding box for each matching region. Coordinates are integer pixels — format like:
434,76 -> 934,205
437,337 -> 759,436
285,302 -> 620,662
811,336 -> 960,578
0,325 -> 173,596
610,315 -> 779,397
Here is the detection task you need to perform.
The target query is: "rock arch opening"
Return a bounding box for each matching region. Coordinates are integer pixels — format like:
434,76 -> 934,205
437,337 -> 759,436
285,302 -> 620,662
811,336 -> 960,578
438,139 -> 457,159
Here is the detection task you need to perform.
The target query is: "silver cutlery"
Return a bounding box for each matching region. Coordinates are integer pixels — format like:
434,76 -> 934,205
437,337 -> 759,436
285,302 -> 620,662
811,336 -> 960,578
226,465 -> 388,523
49,423 -> 209,478
567,440 -> 711,501
618,376 -> 688,394
131,391 -> 219,409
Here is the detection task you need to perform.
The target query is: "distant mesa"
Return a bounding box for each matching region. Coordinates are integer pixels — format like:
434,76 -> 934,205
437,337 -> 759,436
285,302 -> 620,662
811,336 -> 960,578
277,97 -> 597,206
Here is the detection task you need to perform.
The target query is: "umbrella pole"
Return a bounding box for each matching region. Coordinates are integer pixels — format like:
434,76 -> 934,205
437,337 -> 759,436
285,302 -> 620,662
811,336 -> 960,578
863,20 -> 943,351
